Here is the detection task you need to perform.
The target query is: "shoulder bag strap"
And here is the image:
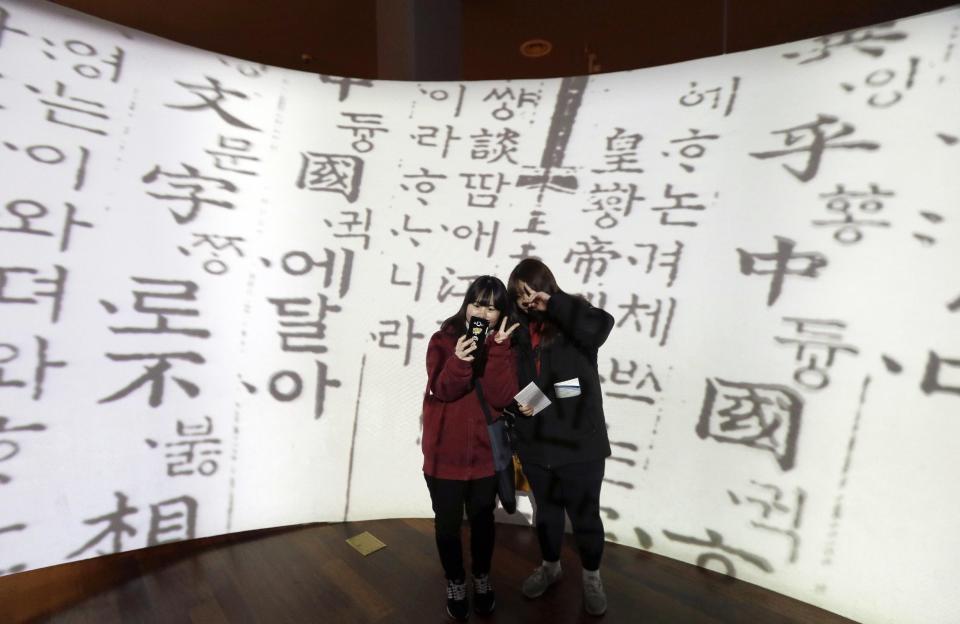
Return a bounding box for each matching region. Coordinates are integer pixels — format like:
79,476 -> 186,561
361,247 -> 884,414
474,381 -> 495,426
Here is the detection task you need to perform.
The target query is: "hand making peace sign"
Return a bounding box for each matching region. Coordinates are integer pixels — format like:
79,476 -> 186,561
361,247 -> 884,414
493,317 -> 520,344
519,281 -> 551,313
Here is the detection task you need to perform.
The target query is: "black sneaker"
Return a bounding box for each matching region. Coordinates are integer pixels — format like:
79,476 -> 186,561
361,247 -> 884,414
446,578 -> 469,621
472,573 -> 496,615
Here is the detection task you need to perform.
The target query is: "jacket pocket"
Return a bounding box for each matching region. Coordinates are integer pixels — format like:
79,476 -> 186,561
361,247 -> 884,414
554,377 -> 581,398
553,394 -> 597,435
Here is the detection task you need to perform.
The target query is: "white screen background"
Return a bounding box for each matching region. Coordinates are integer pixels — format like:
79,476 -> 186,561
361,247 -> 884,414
0,2 -> 958,622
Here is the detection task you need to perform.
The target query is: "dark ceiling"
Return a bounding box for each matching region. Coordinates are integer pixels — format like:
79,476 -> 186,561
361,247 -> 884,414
49,0 -> 958,80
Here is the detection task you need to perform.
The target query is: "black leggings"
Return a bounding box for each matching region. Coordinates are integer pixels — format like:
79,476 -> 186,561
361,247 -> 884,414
424,473 -> 497,581
523,459 -> 606,571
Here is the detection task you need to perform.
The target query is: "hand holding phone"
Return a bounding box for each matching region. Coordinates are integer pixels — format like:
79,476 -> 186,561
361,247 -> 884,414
467,316 -> 490,345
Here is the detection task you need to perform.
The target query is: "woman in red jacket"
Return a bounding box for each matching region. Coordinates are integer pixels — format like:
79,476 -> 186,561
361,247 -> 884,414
422,275 -> 518,622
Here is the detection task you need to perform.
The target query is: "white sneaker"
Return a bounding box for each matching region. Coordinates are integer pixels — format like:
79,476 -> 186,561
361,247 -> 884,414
583,572 -> 607,615
522,564 -> 562,598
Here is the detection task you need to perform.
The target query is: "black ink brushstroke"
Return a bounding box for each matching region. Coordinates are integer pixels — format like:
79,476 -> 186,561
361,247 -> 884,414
343,354 -> 367,521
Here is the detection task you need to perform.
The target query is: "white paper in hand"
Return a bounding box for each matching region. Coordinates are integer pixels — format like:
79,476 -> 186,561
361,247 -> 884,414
514,381 -> 551,416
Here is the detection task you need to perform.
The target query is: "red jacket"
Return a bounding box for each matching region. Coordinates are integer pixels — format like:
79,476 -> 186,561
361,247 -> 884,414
422,327 -> 518,480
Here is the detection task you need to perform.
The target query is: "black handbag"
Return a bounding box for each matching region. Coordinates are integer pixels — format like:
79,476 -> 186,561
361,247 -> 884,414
474,382 -> 517,514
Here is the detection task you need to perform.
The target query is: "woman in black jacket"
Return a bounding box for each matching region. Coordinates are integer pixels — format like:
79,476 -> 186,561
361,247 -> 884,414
506,258 -> 614,616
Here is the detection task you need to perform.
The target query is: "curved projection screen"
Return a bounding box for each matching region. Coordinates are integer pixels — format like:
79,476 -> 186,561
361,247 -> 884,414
1,0 -> 959,621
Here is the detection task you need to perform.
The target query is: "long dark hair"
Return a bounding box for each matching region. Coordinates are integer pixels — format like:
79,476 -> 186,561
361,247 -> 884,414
507,258 -> 560,344
440,275 -> 511,377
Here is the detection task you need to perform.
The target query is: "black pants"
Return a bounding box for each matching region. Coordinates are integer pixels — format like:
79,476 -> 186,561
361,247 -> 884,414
523,459 -> 606,571
424,473 -> 497,581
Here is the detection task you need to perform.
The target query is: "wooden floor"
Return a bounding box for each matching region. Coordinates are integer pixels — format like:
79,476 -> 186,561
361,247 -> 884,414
0,518 -> 857,624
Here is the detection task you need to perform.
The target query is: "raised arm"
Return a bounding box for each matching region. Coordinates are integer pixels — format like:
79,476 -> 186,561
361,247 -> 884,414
546,291 -> 614,351
425,332 -> 474,402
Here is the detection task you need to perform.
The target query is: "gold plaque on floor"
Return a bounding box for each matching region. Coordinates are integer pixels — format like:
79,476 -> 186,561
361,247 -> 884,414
346,531 -> 387,556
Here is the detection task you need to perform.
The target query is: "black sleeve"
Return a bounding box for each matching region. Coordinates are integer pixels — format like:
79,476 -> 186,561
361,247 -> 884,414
545,291 -> 614,351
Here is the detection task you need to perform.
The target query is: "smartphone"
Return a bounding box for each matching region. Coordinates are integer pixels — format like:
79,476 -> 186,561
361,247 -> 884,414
467,316 -> 490,345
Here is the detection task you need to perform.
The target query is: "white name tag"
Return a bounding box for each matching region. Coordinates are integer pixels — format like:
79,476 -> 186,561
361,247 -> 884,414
554,377 -> 581,398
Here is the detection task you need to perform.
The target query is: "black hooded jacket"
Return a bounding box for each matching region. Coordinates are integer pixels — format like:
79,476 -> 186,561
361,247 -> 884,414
511,291 -> 614,468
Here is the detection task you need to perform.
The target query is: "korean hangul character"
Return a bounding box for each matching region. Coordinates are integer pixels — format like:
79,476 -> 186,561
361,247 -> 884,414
371,315 -> 425,366
774,317 -> 859,390
0,265 -> 67,323
268,360 -> 341,419
631,240 -> 684,288
812,183 -> 892,244
585,182 -> 644,228
459,172 -> 509,208
512,210 -> 550,235
0,7 -> 28,49
615,296 -> 676,347
728,480 -> 806,564
205,135 -> 260,176
482,86 -> 540,120
678,77 -> 740,117
390,213 -> 433,246
437,268 -> 480,304
1,141 -> 90,191
605,440 -> 640,468
390,262 -> 424,302
400,167 -> 447,206
160,416 -> 222,477
181,233 -> 246,276
416,83 -> 466,117
411,125 -> 462,159
267,293 -> 341,353
42,39 -> 125,83
337,112 -> 388,153
218,57 -> 268,78
602,358 -> 661,403
163,436 -> 222,476
0,414 -> 46,485
650,183 -> 706,227
0,336 -> 65,400
666,128 -> 720,172
443,219 -> 499,258
662,527 -> 773,577
280,248 -> 354,298
483,90 -> 516,121
104,278 -> 210,338
0,199 -> 93,252
324,208 -> 371,250
840,56 -> 919,108
25,81 -> 109,136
